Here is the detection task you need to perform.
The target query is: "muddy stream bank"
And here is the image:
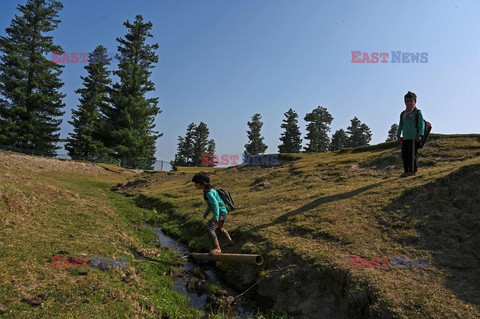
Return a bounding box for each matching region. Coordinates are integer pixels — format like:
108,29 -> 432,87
148,225 -> 257,318
127,194 -> 394,318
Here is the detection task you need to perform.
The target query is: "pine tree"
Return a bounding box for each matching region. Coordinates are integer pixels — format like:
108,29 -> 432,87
0,0 -> 65,156
206,139 -> 216,167
207,139 -> 216,155
172,136 -> 187,168
278,108 -> 302,153
106,15 -> 161,169
245,114 -> 268,155
65,46 -> 112,160
172,122 -> 212,168
330,129 -> 347,151
386,124 -> 399,142
182,123 -> 196,165
304,106 -> 333,152
192,122 -> 210,166
346,117 -> 372,148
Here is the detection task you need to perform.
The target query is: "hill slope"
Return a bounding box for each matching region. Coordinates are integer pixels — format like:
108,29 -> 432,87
117,134 -> 480,318
0,152 -> 202,318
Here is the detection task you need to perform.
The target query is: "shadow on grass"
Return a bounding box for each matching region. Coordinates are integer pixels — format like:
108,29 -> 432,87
380,163 -> 480,307
255,180 -> 389,231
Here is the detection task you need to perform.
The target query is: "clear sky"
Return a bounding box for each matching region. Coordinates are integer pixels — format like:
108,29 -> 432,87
1,0 -> 479,163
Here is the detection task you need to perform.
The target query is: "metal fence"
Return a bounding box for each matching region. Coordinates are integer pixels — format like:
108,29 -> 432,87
152,160 -> 172,171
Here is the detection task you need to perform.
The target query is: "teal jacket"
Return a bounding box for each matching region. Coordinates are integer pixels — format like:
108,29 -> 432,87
396,109 -> 425,140
204,189 -> 228,220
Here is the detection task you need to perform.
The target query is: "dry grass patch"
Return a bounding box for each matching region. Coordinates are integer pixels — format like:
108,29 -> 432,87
0,152 -> 202,318
117,135 -> 480,318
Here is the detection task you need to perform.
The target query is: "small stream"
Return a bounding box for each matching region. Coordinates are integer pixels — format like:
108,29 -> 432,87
151,226 -> 255,318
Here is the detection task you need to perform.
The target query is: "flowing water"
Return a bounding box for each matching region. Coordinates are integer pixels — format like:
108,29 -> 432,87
151,226 -> 255,318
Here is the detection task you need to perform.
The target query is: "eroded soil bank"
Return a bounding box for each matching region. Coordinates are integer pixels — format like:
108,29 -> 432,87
132,194 -> 397,319
150,225 -> 256,317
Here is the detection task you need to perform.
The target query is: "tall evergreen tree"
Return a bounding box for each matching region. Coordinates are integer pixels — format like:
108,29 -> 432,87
65,46 -> 112,160
172,122 -> 214,168
278,108 -> 302,153
206,139 -> 216,167
330,129 -> 347,151
192,122 -> 210,166
182,123 -> 196,165
0,0 -> 65,156
304,106 -> 333,152
386,123 -> 399,142
106,15 -> 161,168
172,136 -> 187,168
346,117 -> 372,148
245,113 -> 268,155
207,139 -> 216,155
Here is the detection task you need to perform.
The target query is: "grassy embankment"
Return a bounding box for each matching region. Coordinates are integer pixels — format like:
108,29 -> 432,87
118,134 -> 480,318
0,152 -> 203,318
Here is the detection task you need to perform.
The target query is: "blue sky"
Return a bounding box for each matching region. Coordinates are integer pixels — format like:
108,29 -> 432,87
1,0 -> 479,163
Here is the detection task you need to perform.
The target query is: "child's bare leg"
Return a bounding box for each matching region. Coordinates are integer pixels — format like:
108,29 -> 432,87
207,219 -> 222,254
217,221 -> 234,246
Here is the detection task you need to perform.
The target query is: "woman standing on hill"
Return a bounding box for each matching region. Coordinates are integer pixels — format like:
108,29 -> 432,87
192,172 -> 234,254
396,91 -> 425,177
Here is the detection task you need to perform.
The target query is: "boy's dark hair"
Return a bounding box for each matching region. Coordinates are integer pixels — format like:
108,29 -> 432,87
192,172 -> 211,187
404,91 -> 417,102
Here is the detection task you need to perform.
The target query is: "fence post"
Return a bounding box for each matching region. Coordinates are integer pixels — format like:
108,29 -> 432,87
160,161 -> 163,171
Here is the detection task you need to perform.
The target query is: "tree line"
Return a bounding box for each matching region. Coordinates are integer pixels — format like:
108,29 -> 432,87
1,1 -> 400,170
173,107 -> 400,167
0,0 -> 161,169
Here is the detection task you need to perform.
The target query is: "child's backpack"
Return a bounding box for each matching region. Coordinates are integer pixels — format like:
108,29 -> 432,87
416,110 -> 432,149
215,189 -> 235,211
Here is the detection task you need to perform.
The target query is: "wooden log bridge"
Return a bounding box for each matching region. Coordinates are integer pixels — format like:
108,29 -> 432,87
190,253 -> 264,265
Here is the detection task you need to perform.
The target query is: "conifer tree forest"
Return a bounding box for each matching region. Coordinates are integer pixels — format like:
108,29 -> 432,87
0,0 -> 386,170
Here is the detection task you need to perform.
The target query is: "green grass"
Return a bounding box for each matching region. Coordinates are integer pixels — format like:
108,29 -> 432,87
0,154 -> 203,318
116,134 -> 480,318
2,135 -> 480,318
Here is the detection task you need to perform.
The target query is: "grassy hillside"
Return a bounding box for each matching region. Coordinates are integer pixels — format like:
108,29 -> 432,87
0,152 -> 203,318
116,134 -> 480,318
